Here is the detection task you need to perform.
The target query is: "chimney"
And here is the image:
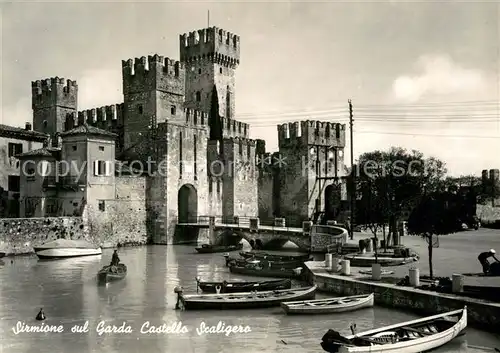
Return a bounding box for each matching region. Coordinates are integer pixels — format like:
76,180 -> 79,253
25,122 -> 32,131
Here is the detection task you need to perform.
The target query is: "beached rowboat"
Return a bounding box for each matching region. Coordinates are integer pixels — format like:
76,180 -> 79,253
281,293 -> 374,315
239,251 -> 310,261
177,285 -> 317,310
228,263 -> 303,278
225,255 -> 311,268
321,306 -> 467,353
197,279 -> 292,293
343,254 -> 418,267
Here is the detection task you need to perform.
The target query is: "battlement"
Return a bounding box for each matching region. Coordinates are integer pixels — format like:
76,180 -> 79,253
223,136 -> 256,147
179,27 -> 240,68
122,55 -> 185,95
220,117 -> 249,138
184,108 -> 209,128
278,120 -> 346,148
32,77 -> 78,109
256,139 -> 266,155
64,104 -> 124,131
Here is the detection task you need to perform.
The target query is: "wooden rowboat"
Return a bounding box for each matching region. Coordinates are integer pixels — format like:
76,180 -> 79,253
239,251 -> 310,262
97,264 -> 127,284
281,293 -> 374,315
321,306 -> 467,353
343,254 -> 418,267
195,243 -> 243,254
225,256 -> 311,269
197,279 -> 292,293
177,285 -> 317,310
228,263 -> 303,278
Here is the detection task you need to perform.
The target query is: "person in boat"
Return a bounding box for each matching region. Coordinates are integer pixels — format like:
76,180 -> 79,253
478,249 -> 499,274
110,250 -> 120,268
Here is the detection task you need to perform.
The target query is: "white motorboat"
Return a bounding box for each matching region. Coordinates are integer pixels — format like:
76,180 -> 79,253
34,239 -> 102,259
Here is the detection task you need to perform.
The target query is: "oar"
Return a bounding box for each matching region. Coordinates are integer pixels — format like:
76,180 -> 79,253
467,345 -> 500,352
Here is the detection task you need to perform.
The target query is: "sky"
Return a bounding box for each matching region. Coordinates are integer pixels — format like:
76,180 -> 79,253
0,0 -> 499,177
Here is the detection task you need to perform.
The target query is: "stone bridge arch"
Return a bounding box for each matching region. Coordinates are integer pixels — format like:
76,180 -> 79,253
213,229 -> 310,251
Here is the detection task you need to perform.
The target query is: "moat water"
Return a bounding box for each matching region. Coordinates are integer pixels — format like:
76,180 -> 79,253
1,244 -> 499,353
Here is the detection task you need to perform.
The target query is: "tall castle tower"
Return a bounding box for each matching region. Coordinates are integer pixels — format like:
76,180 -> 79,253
277,121 -> 347,226
32,77 -> 78,140
179,27 -> 240,120
121,55 -> 185,150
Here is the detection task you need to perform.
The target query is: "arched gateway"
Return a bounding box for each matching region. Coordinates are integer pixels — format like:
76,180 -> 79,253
178,184 -> 198,223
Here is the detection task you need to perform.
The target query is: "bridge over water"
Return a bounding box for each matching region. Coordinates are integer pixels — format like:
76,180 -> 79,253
176,216 -> 348,252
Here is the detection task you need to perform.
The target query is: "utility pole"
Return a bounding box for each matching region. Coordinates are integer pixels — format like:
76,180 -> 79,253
349,99 -> 355,240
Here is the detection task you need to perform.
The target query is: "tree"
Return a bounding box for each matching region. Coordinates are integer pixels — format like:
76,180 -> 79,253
407,191 -> 460,279
351,147 -> 447,251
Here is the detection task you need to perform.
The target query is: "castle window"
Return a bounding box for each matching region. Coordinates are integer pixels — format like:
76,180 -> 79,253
336,125 -> 340,138
8,175 -> 20,192
27,168 -> 36,182
99,146 -> 104,151
198,68 -> 202,74
72,145 -> 77,151
43,120 -> 48,128
216,179 -> 221,193
209,179 -> 213,193
137,105 -> 143,114
195,91 -> 201,102
219,30 -> 223,42
194,135 -> 197,179
8,143 -> 23,158
179,132 -> 183,178
98,200 -> 105,212
220,67 -> 223,74
93,160 -> 110,176
171,105 -> 176,115
239,143 -> 242,155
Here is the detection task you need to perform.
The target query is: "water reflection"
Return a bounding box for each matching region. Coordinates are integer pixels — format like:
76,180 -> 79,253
0,245 -> 499,353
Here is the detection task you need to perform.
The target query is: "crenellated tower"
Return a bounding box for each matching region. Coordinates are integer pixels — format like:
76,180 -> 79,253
121,55 -> 185,150
276,120 -> 347,226
32,77 -> 78,141
179,27 -> 240,120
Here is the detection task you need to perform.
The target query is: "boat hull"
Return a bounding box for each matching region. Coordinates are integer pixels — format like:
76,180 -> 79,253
198,279 -> 292,293
343,255 -> 418,267
35,247 -> 102,259
228,264 -> 303,278
97,265 -> 127,284
226,256 -> 311,269
180,285 -> 317,310
239,251 -> 310,261
195,243 -> 243,254
321,307 -> 467,353
281,293 -> 374,315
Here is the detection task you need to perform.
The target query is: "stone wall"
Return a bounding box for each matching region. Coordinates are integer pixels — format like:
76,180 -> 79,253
0,217 -> 87,255
477,204 -> 500,227
85,175 -> 148,247
310,225 -> 348,252
307,264 -> 500,332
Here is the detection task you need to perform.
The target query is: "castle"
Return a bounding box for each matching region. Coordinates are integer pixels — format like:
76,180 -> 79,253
0,25 -> 348,247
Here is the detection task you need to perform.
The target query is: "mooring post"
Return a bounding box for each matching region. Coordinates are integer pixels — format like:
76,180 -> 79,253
208,216 -> 215,244
452,274 -> 464,293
